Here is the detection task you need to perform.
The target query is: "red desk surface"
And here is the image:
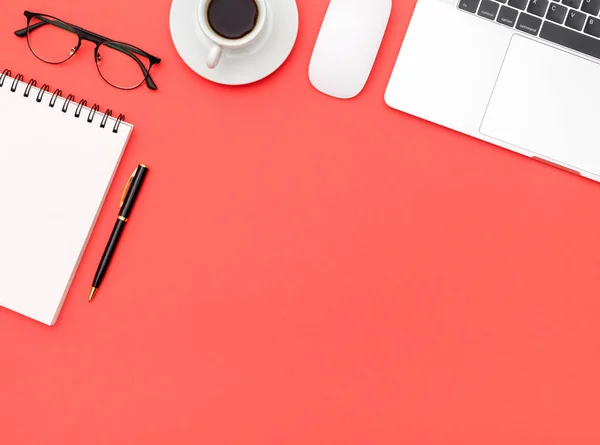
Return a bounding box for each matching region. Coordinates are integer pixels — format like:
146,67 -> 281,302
2,0 -> 600,443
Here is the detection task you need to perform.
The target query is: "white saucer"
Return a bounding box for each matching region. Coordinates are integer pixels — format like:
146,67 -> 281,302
170,0 -> 299,85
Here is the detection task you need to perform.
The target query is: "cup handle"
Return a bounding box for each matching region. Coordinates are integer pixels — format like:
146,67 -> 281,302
207,44 -> 224,69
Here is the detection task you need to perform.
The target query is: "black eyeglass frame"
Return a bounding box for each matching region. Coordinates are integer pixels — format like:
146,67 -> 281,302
14,11 -> 161,90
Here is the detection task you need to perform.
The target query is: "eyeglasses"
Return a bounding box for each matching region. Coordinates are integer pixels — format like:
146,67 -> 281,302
14,11 -> 161,90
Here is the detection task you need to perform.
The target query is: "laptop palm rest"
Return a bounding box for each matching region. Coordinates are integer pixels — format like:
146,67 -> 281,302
481,35 -> 600,177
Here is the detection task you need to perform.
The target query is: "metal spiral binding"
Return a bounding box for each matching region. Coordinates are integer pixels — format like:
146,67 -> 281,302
0,69 -> 10,87
87,104 -> 100,123
0,70 -> 126,134
24,79 -> 36,98
10,74 -> 24,92
62,94 -> 75,113
113,114 -> 125,133
75,99 -> 87,118
49,89 -> 62,108
36,84 -> 50,102
100,109 -> 112,129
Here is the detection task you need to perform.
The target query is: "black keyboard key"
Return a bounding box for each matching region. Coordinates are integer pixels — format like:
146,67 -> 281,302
458,0 -> 480,13
565,9 -> 586,30
496,0 -> 507,3
547,2 -> 568,23
528,0 -> 550,16
584,15 -> 600,36
497,5 -> 519,25
516,12 -> 543,34
562,0 -> 582,8
478,0 -> 500,19
540,21 -> 600,59
582,0 -> 600,15
508,0 -> 528,10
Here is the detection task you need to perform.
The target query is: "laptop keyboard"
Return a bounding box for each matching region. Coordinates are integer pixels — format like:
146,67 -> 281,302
458,0 -> 600,60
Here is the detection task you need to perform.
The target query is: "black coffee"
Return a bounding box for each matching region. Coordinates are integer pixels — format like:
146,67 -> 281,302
207,0 -> 259,40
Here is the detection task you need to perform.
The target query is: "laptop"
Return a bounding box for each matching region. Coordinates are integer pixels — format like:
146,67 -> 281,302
386,0 -> 600,181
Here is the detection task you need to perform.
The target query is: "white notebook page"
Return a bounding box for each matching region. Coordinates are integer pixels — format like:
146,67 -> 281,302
0,74 -> 132,325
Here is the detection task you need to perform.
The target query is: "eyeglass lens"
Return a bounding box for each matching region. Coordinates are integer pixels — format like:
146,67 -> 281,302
96,42 -> 151,90
27,15 -> 79,64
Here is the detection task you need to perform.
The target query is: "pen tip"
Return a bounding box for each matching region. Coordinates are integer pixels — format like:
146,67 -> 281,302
89,287 -> 97,302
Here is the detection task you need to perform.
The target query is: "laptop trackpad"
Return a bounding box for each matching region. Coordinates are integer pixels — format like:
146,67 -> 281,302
481,35 -> 600,176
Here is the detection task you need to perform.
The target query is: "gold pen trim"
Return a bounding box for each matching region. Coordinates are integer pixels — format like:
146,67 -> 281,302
120,167 -> 138,208
118,216 -> 128,222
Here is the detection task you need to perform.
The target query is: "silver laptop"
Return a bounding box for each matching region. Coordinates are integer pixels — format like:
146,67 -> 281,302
386,0 -> 600,181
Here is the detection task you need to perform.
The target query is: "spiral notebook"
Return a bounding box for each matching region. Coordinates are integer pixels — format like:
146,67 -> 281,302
0,70 -> 133,325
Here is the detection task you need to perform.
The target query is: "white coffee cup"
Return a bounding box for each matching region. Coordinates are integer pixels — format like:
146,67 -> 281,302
197,0 -> 267,69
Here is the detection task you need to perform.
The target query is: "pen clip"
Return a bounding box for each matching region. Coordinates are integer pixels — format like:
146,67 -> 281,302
120,167 -> 138,208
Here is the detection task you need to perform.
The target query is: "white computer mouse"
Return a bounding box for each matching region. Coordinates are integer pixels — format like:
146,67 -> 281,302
309,0 -> 392,99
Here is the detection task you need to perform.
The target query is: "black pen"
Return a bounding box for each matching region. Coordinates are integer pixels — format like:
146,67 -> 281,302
89,164 -> 149,301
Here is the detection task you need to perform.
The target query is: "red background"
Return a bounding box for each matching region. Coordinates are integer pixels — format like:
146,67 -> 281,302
2,0 -> 600,443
